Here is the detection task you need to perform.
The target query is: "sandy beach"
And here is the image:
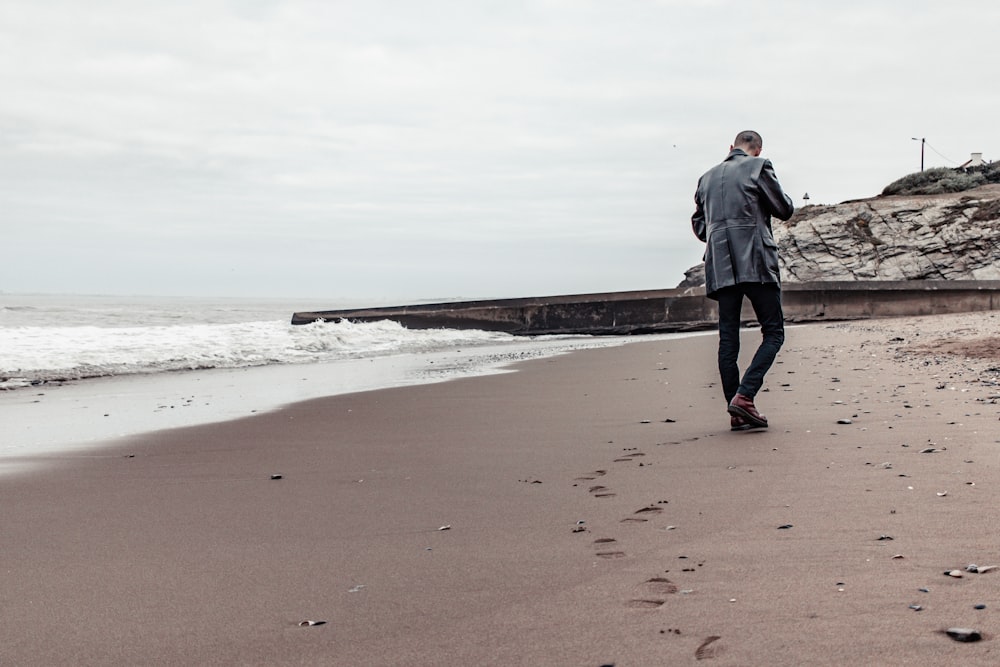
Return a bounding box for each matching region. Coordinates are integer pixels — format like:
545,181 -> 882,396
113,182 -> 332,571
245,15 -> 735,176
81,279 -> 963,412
4,312 -> 1000,666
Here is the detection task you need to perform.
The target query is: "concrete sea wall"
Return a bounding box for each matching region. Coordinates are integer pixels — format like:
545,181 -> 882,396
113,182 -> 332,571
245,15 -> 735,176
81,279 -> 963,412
290,281 -> 1000,335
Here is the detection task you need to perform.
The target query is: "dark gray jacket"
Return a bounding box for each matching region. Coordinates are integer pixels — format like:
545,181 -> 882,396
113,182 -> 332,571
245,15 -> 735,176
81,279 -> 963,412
692,148 -> 794,299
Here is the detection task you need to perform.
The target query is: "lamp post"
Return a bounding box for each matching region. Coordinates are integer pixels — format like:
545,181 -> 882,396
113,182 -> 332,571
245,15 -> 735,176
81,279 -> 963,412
911,137 -> 925,172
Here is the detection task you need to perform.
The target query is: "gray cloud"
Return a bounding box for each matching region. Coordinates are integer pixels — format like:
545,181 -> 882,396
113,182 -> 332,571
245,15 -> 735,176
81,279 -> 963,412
2,0 -> 998,300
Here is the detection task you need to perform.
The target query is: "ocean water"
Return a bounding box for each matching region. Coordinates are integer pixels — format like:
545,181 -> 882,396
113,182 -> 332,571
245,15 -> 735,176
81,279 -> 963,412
0,293 -> 541,388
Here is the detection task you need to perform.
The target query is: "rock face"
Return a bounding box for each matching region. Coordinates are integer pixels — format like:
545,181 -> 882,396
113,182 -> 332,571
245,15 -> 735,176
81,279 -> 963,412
676,263 -> 706,289
680,184 -> 1000,285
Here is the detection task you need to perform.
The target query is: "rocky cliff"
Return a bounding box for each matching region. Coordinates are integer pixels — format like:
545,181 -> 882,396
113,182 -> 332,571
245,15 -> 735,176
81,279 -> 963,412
680,183 -> 1000,287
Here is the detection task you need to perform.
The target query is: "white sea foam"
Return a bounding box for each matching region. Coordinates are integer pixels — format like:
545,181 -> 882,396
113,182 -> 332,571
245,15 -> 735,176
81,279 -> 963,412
0,318 -> 515,387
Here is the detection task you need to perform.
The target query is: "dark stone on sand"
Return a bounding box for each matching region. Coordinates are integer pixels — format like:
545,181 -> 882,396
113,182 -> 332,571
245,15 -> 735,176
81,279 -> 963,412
944,628 -> 982,642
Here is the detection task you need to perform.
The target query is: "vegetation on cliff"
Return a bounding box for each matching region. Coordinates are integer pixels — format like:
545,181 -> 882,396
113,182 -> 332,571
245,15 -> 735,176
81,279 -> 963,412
882,163 -> 1000,196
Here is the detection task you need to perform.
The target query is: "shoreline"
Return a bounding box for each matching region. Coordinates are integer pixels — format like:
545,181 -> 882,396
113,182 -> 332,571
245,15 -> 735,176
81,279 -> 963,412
0,333 -> 706,474
3,312 -> 1000,665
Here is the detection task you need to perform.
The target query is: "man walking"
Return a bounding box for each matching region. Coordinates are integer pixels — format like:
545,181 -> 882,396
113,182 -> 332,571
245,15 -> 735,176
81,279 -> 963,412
691,130 -> 794,430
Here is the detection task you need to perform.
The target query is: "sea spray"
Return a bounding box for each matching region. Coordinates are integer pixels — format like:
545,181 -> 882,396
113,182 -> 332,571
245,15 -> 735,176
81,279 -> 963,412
0,318 -> 516,387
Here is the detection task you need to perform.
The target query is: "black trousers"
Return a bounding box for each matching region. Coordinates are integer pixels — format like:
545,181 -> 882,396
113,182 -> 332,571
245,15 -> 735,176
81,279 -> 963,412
716,283 -> 784,404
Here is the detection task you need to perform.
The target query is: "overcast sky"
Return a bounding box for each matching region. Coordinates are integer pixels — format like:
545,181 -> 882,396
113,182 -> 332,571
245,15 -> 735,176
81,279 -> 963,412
3,1 -> 998,302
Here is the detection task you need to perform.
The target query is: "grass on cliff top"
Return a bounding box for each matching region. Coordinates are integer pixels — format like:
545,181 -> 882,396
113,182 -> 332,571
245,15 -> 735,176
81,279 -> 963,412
882,164 -> 1000,196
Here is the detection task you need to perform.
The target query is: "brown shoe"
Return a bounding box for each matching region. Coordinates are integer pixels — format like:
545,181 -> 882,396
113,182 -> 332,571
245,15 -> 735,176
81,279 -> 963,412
728,393 -> 768,428
730,415 -> 753,431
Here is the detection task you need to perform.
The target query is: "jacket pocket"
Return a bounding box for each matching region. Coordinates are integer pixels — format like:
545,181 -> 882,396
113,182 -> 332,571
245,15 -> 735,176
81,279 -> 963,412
724,224 -> 757,283
760,233 -> 779,277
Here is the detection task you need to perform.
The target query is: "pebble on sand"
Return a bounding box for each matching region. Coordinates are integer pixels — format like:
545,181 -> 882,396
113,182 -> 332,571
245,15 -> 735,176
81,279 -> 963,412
944,628 -> 982,643
966,564 -> 997,574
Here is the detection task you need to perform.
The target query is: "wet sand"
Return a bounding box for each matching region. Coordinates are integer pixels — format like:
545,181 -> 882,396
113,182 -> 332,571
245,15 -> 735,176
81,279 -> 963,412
3,312 -> 1000,665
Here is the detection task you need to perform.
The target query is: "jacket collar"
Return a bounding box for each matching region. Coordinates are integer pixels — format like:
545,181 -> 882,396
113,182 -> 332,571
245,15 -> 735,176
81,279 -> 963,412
725,148 -> 748,161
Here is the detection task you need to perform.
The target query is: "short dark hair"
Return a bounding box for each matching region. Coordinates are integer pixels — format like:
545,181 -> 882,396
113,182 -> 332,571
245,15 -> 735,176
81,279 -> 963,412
734,130 -> 763,151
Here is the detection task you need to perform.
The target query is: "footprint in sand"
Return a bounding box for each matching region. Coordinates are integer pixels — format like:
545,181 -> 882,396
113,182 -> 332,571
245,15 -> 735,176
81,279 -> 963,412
625,598 -> 666,608
634,505 -> 664,515
622,505 -> 664,523
592,538 -> 627,559
589,485 -> 617,498
695,635 -> 723,660
641,577 -> 679,595
574,469 -> 608,481
613,451 -> 646,462
625,577 -> 679,608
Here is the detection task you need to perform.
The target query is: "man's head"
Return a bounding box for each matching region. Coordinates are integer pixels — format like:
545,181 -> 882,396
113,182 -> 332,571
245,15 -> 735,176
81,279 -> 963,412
731,130 -> 763,156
